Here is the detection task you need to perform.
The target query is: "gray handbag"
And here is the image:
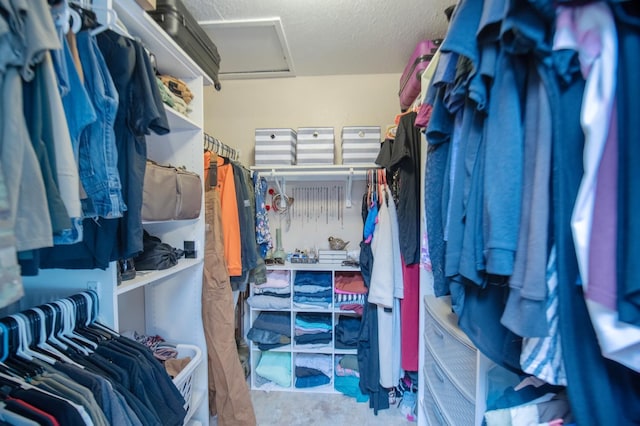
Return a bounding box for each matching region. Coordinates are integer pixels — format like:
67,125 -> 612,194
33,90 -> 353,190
142,160 -> 202,221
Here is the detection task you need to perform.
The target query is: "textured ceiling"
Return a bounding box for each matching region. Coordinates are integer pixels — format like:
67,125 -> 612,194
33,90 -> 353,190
184,0 -> 452,78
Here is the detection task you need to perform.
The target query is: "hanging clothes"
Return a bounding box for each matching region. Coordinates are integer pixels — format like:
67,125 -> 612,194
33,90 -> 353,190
215,157 -> 242,277
201,187 -> 256,425
36,28 -> 169,270
356,194 -> 389,414
229,162 -> 258,291
0,292 -> 189,426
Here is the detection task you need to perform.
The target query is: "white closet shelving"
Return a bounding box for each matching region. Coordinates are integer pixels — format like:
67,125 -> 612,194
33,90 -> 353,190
249,263 -> 363,393
22,0 -> 211,423
248,165 -> 373,393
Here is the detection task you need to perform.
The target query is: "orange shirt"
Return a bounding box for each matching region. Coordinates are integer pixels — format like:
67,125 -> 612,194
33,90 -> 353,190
215,157 -> 242,276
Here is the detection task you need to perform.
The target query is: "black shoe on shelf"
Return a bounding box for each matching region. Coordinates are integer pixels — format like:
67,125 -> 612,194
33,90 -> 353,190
118,258 -> 136,282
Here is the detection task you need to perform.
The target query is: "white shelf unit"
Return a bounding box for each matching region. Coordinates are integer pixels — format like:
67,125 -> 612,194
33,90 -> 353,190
23,1 -> 210,423
249,263 -> 363,393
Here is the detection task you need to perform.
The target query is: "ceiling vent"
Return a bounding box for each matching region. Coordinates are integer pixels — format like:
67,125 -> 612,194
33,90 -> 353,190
199,18 -> 295,79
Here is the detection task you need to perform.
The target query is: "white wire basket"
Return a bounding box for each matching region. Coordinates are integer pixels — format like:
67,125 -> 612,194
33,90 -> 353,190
172,344 -> 203,414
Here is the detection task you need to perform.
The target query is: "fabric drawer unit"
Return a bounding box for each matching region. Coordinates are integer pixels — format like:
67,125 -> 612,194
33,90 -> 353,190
341,126 -> 381,165
424,295 -> 477,400
255,128 -> 297,166
424,345 -> 475,426
296,127 -> 335,165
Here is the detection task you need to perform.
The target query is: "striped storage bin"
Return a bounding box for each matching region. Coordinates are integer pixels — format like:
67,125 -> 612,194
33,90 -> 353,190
341,126 -> 380,165
296,127 -> 335,165
254,128 -> 296,165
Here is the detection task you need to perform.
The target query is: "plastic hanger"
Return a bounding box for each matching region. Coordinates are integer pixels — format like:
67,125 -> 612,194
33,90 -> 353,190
38,304 -> 69,353
57,299 -> 98,350
25,308 -> 80,366
70,295 -> 109,343
82,291 -> 120,338
9,314 -> 57,365
48,302 -> 90,356
0,318 -> 42,378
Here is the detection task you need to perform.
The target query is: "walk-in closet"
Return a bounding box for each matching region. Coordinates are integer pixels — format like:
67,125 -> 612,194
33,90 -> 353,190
3,0 -> 640,425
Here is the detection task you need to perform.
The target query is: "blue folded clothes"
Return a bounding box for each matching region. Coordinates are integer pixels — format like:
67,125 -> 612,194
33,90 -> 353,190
296,312 -> 332,325
294,271 -> 332,287
294,332 -> 332,345
251,311 -> 291,337
295,374 -> 330,388
294,289 -> 333,298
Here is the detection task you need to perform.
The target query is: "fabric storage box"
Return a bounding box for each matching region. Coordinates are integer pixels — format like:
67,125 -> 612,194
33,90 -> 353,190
296,127 -> 335,165
254,128 -> 296,165
341,126 -> 381,165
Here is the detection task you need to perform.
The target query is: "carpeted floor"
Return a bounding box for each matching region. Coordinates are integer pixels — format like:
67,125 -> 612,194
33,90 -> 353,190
248,390 -> 414,426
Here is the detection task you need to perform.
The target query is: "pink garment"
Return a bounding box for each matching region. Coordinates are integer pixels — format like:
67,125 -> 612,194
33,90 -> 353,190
587,102 -> 617,309
400,260 -> 420,371
256,270 -> 290,288
338,303 -> 364,315
335,363 -> 360,378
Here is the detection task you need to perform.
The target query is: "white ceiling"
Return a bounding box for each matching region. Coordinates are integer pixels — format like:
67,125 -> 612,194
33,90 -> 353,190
183,0 -> 452,79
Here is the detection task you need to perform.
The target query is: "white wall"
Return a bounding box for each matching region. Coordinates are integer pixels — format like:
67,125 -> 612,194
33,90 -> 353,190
202,73 -> 401,254
203,73 -> 401,166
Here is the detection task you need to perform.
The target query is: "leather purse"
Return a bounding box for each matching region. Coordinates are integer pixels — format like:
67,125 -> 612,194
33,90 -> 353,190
142,160 -> 202,221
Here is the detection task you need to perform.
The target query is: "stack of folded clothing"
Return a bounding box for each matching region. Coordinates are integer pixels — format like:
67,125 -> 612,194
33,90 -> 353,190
334,355 -> 367,402
158,74 -> 194,115
334,272 -> 367,313
293,271 -> 332,309
334,315 -> 361,349
255,352 -> 291,388
295,353 -> 332,389
294,312 -> 332,348
248,270 -> 291,309
247,311 -> 291,350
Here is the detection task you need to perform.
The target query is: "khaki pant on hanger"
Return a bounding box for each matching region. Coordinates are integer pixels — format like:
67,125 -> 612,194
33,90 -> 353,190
202,188 -> 256,425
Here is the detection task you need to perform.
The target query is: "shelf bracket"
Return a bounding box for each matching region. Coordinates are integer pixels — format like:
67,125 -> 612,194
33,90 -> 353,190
345,168 -> 353,208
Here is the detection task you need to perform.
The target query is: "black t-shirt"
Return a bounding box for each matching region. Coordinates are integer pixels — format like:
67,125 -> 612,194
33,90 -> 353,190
375,112 -> 422,265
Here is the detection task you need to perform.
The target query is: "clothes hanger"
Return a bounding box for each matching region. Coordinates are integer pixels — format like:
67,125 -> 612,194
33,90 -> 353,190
24,308 -> 80,366
81,291 -> 120,338
57,299 -> 98,350
10,314 -> 57,365
366,170 -> 373,207
384,124 -> 397,140
0,318 -> 42,379
68,2 -> 99,33
47,302 -> 90,356
70,294 -> 110,343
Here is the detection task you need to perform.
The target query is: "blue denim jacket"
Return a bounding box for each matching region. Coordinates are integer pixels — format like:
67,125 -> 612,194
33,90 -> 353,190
76,31 -> 126,218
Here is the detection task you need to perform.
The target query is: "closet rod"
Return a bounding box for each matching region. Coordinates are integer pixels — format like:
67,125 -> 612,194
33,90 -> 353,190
204,133 -> 240,162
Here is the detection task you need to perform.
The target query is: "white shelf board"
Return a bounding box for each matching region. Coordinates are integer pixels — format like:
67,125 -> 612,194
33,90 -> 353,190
266,263 -> 360,272
291,345 -> 333,354
251,164 -> 378,181
334,348 -> 358,355
116,258 -> 203,295
250,344 -> 292,353
291,306 -> 332,313
164,105 -> 201,132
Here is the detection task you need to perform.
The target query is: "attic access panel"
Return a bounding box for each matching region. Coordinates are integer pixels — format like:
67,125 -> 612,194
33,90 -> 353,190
199,18 -> 295,79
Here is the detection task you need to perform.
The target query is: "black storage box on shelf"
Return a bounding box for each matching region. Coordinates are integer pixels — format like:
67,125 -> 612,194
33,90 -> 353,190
148,0 -> 222,91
